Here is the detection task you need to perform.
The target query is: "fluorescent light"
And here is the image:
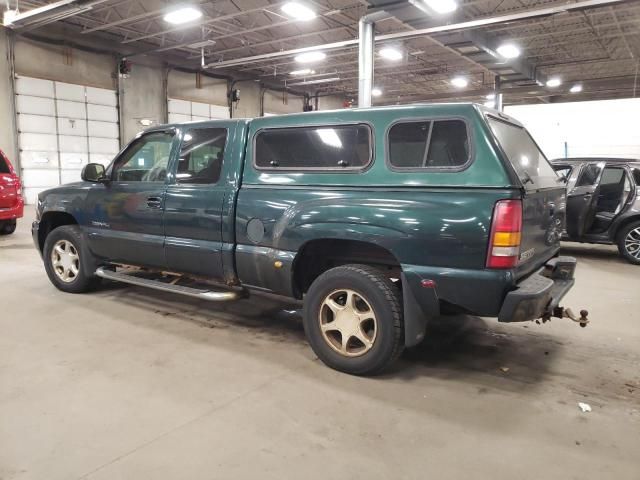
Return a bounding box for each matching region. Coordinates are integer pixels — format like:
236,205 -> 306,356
288,77 -> 339,86
451,76 -> 468,88
281,2 -> 316,21
423,0 -> 458,14
486,93 -> 495,100
379,47 -> 403,61
496,43 -> 521,59
188,39 -> 216,49
3,9 -> 18,25
163,6 -> 202,24
484,100 -> 495,108
290,68 -> 315,75
546,77 -> 562,87
372,88 -> 382,97
570,84 -> 583,93
294,51 -> 326,63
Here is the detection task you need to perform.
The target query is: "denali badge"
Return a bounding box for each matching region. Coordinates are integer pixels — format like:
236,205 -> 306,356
520,248 -> 535,261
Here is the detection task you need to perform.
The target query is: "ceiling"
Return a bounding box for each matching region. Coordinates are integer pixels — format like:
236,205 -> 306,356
7,0 -> 640,105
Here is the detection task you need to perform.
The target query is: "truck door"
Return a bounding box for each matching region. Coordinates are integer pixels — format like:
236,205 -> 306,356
163,124 -> 236,279
85,129 -> 177,268
566,162 -> 604,238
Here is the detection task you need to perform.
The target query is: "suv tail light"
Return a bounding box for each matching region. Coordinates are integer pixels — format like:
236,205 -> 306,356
487,199 -> 522,269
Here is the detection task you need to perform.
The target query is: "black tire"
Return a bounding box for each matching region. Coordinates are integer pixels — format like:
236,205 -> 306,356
0,219 -> 16,235
617,221 -> 640,265
303,264 -> 404,375
43,225 -> 101,293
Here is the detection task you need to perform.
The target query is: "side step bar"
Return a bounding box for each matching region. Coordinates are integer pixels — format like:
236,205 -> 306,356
95,267 -> 241,302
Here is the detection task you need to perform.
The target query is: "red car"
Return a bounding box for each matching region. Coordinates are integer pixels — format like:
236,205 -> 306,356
0,149 -> 24,235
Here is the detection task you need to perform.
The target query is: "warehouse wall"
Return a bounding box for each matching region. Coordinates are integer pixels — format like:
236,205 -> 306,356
0,30 -> 16,163
167,69 -> 228,106
118,63 -> 165,142
505,98 -> 640,160
263,89 -> 304,115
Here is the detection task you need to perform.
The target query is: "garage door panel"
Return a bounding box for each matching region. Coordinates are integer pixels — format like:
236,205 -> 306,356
57,117 -> 88,136
18,114 -> 57,134
87,104 -> 118,122
168,98 -> 191,115
192,115 -> 209,122
169,113 -> 191,123
191,102 -> 210,117
59,135 -> 88,153
55,82 -> 85,102
89,153 -> 115,166
23,187 -> 48,205
86,87 -> 117,106
210,105 -> 230,119
60,152 -> 88,168
16,96 -> 55,116
88,120 -> 118,139
20,151 -> 59,169
89,137 -> 119,154
21,169 -> 59,187
19,133 -> 57,152
57,100 -> 87,119
16,77 -> 54,97
60,169 -> 83,184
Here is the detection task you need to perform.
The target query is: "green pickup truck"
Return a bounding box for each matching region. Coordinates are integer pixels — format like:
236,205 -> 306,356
32,103 -> 586,375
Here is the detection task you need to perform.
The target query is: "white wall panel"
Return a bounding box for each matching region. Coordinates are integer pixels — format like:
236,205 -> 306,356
16,96 -> 55,116
15,76 -> 54,97
23,187 -> 47,205
57,100 -> 86,119
89,153 -> 115,166
192,115 -> 209,122
55,82 -> 85,102
88,120 -> 118,138
89,137 -> 119,154
21,169 -> 59,187
169,113 -> 191,123
60,169 -> 83,184
87,104 -> 118,122
19,133 -> 57,151
191,102 -> 210,117
59,135 -> 88,153
86,87 -> 117,106
168,98 -> 191,115
18,114 -> 57,134
57,117 -> 88,136
210,105 -> 230,119
20,151 -> 59,169
60,152 -> 87,168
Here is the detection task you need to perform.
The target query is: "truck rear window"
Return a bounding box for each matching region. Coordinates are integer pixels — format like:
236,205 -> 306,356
255,124 -> 371,170
488,117 -> 559,190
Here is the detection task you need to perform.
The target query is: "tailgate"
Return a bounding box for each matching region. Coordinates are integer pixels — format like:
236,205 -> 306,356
0,174 -> 18,209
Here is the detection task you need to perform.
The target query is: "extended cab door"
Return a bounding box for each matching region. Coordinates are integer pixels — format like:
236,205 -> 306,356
566,162 -> 604,237
85,129 -> 177,268
163,123 -> 238,279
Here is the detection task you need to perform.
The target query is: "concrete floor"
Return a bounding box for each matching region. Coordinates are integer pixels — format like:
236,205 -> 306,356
1,212 -> 639,480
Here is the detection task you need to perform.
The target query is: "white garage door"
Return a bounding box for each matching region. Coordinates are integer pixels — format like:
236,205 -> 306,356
15,76 -> 120,204
167,98 -> 230,123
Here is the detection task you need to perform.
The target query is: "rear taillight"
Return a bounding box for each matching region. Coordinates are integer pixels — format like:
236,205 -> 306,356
486,199 -> 522,269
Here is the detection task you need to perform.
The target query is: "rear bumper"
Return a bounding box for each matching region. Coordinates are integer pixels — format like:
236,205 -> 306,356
0,198 -> 24,221
498,256 -> 577,322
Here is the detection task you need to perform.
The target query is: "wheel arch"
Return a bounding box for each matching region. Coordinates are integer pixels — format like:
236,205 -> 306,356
612,214 -> 640,242
38,211 -> 79,252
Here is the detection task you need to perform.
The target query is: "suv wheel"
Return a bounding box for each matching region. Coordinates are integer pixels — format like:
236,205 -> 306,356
618,221 -> 640,265
43,225 -> 101,293
0,219 -> 16,235
303,264 -> 404,375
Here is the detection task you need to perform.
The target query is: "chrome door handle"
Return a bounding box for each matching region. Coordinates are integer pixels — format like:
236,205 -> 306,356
147,196 -> 162,209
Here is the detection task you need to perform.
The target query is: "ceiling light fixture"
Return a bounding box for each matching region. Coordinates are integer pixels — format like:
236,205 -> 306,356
496,43 -> 521,59
379,47 -> 403,61
163,6 -> 203,25
288,77 -> 339,86
3,9 -> 18,25
451,76 -> 468,88
294,51 -> 326,63
372,88 -> 382,97
486,93 -> 495,100
290,68 -> 315,75
422,0 -> 458,14
281,2 -> 316,20
570,84 -> 583,93
546,77 -> 562,87
484,100 -> 496,108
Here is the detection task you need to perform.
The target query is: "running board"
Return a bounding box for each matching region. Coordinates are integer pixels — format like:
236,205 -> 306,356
95,267 -> 241,302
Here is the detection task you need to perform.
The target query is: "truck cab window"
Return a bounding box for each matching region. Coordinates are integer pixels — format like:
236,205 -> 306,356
112,132 -> 174,182
176,128 -> 227,184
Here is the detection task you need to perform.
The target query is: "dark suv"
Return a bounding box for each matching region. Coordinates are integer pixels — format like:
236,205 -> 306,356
552,158 -> 640,264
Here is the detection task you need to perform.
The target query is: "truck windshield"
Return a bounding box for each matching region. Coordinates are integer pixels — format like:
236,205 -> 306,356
488,117 -> 559,190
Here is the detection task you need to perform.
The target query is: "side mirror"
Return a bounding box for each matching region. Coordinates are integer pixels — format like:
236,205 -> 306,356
81,163 -> 108,183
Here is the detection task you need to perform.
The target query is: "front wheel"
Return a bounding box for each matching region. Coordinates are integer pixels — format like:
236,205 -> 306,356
0,219 -> 16,235
303,264 -> 404,375
43,225 -> 101,293
617,221 -> 640,265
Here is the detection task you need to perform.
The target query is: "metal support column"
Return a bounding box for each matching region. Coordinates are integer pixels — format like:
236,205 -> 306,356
358,11 -> 388,108
494,75 -> 503,111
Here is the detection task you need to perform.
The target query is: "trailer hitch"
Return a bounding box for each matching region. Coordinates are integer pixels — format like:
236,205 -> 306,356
539,307 -> 589,327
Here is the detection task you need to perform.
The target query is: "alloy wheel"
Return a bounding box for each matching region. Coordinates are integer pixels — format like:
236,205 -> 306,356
625,227 -> 640,260
51,239 -> 80,283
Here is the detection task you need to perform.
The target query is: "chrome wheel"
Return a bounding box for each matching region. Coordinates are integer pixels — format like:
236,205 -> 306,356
319,289 -> 377,357
625,227 -> 640,260
50,239 -> 80,283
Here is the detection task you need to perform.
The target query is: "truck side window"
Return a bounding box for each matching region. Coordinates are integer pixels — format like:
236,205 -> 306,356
575,164 -> 601,187
112,132 -> 174,182
176,128 -> 227,184
255,124 -> 371,170
388,119 -> 469,169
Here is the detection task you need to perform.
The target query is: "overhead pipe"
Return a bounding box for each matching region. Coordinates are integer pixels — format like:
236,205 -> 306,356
204,0 -> 627,70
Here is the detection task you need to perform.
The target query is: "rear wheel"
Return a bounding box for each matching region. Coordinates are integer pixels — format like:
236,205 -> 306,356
0,219 -> 16,235
43,225 -> 101,293
303,264 -> 404,375
617,221 -> 640,265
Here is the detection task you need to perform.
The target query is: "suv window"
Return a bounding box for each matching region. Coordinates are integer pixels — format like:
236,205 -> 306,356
388,120 -> 469,168
0,155 -> 9,174
112,132 -> 174,182
600,167 -> 624,186
176,128 -> 227,184
576,164 -> 602,187
634,169 -> 640,186
255,125 -> 371,170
